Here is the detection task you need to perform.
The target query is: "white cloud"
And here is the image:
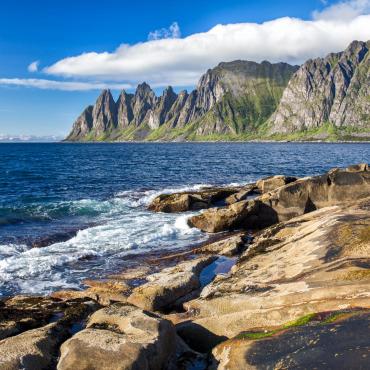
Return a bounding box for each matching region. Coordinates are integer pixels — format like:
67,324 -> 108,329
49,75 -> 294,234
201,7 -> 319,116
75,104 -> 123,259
0,78 -> 131,91
43,13 -> 370,87
27,60 -> 40,72
148,22 -> 181,40
313,0 -> 370,20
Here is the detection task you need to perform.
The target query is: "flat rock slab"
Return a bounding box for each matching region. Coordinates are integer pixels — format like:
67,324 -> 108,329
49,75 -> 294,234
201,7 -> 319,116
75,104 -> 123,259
127,256 -> 216,311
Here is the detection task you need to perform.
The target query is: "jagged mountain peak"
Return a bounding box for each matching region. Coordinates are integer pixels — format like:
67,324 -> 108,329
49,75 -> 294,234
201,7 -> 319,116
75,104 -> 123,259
66,40 -> 369,141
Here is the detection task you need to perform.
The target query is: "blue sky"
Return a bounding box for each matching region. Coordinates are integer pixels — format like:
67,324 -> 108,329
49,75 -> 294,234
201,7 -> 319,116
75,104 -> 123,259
0,0 -> 370,136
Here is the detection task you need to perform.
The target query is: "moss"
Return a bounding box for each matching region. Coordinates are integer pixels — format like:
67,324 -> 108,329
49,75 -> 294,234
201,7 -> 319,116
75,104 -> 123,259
235,313 -> 316,341
282,313 -> 316,328
235,330 -> 278,340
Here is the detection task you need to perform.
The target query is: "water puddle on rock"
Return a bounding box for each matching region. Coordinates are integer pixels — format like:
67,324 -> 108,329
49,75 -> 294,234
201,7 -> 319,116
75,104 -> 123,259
199,256 -> 236,287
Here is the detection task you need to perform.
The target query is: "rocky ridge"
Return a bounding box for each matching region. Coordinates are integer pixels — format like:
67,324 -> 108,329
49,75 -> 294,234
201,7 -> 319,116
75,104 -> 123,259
1,164 -> 370,369
269,40 -> 370,135
66,61 -> 298,141
66,40 -> 370,142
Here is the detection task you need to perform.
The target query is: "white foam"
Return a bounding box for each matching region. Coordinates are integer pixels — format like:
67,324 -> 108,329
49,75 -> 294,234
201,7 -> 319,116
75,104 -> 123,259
0,181 -> 251,296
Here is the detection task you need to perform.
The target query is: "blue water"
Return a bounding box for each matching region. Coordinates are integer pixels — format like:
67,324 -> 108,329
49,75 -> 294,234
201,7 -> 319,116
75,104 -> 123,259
0,142 -> 369,296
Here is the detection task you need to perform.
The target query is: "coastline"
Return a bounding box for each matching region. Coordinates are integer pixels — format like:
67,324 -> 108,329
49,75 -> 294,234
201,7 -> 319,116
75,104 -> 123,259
1,163 -> 370,368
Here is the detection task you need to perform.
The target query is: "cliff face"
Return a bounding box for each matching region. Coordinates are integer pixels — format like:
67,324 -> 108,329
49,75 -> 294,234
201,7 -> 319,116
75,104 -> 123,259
65,40 -> 370,141
269,40 -> 370,134
65,61 -> 298,141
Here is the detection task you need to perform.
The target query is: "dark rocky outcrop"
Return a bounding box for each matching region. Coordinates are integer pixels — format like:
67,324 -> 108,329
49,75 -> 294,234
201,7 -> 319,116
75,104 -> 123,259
148,187 -> 243,213
189,165 -> 370,232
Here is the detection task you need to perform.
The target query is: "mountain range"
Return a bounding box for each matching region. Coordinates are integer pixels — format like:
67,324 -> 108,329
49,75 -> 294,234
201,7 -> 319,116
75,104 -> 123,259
66,40 -> 370,142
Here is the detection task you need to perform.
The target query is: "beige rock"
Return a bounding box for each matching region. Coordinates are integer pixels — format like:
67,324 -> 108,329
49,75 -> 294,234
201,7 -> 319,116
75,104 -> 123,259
148,188 -> 239,213
127,256 -> 216,311
0,323 -> 67,370
194,233 -> 248,256
57,303 -> 176,370
183,198 -> 370,340
256,175 -> 296,193
225,184 -> 258,205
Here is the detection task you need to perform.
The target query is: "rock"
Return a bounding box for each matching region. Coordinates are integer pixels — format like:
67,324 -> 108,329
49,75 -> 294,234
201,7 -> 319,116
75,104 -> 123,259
52,279 -> 130,306
183,197 -> 370,340
224,184 -> 259,204
211,310 -> 370,369
57,303 -> 176,370
127,256 -> 216,311
188,199 -> 276,233
347,163 -> 369,172
0,297 -> 98,369
256,175 -> 296,193
0,323 -> 68,370
269,40 -> 370,134
189,166 -> 370,233
148,187 -> 240,213
194,233 -> 248,256
0,295 -> 98,341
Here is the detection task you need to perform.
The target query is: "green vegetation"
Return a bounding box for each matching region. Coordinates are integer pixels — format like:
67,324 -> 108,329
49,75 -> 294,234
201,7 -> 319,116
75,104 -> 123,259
235,313 -> 317,341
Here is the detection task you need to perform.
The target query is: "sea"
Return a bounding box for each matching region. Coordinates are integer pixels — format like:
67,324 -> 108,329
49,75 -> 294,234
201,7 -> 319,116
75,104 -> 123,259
1,142 -> 369,297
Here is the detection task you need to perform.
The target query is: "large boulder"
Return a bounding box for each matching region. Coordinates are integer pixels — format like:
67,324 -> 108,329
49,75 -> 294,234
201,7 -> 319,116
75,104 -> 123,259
189,166 -> 370,233
211,310 -> 370,369
0,323 -> 68,370
57,303 -> 176,370
148,187 -> 240,213
127,256 -> 216,311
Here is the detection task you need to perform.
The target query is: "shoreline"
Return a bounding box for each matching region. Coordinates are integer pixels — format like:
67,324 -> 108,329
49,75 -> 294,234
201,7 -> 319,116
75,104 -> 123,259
1,163 -> 370,368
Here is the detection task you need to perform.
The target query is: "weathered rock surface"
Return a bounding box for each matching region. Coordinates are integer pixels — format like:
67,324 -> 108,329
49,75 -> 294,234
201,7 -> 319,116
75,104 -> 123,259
256,175 -> 296,193
148,187 -> 240,213
269,40 -> 370,134
0,323 -> 68,370
127,256 -> 216,311
189,166 -> 370,232
51,279 -> 129,306
224,184 -> 259,205
212,310 -> 370,370
194,232 -> 249,257
0,296 -> 98,369
182,198 -> 370,341
57,303 -> 176,370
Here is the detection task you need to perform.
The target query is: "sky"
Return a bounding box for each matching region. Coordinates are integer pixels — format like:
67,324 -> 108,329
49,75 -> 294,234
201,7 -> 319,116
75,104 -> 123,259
0,0 -> 370,136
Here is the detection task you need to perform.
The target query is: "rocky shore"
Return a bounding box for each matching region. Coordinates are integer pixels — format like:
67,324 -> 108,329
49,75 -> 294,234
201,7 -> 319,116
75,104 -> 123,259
1,164 -> 370,369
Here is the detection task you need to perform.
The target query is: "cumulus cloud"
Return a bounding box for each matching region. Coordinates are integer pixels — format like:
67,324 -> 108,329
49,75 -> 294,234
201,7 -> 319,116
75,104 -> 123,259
0,78 -> 131,91
43,13 -> 370,87
313,0 -> 370,20
148,22 -> 181,40
27,60 -> 40,72
2,0 -> 369,90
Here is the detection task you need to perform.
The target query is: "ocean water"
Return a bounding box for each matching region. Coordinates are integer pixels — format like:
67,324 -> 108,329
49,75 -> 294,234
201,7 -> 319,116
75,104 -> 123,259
0,142 -> 369,297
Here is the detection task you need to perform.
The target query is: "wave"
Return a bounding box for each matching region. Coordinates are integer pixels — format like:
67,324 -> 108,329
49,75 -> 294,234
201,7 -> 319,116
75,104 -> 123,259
0,184 -> 217,296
